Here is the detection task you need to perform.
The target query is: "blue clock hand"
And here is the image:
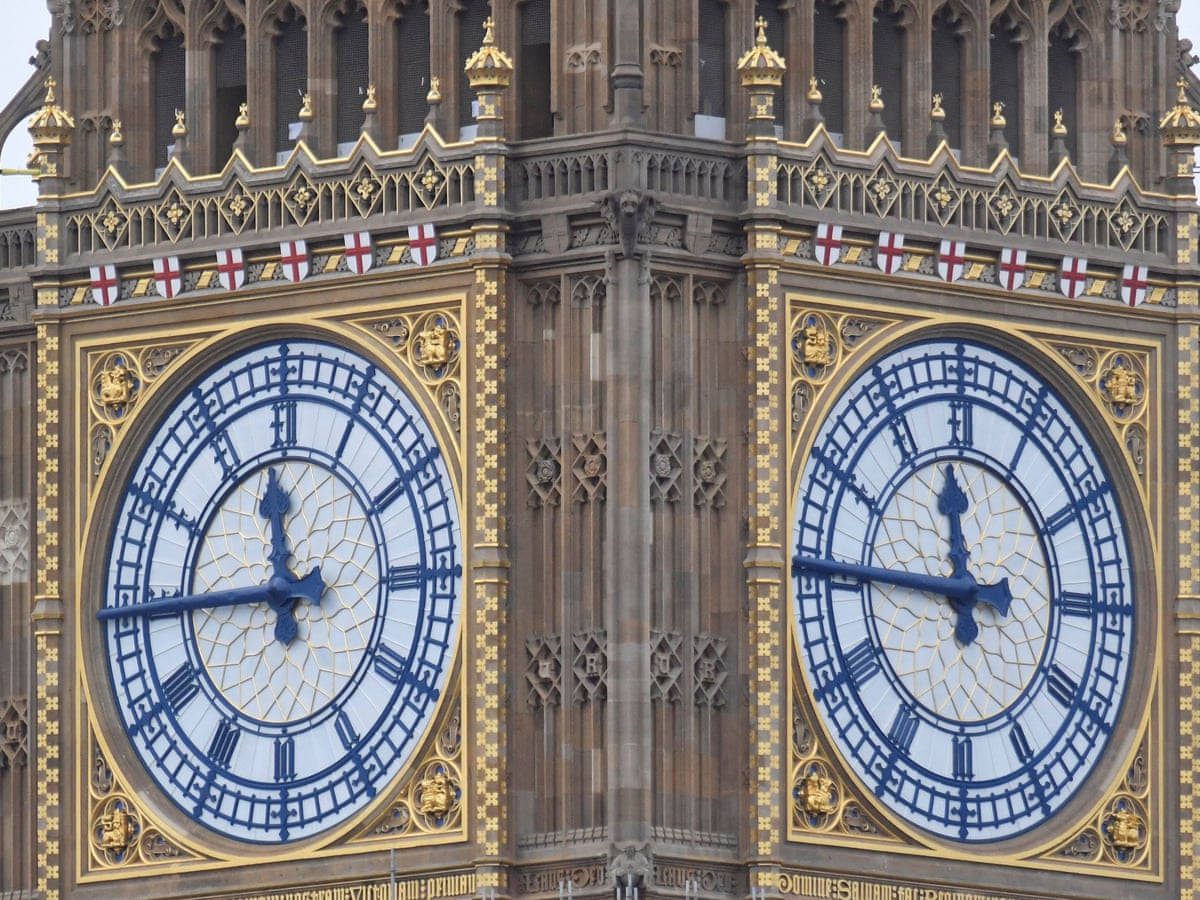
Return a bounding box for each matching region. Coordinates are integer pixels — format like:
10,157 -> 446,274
259,467 -> 293,579
96,570 -> 326,622
936,464 -> 1011,645
792,555 -> 980,600
794,465 -> 1012,647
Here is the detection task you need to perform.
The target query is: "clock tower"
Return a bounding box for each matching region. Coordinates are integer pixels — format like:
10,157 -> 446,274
0,1 -> 1196,899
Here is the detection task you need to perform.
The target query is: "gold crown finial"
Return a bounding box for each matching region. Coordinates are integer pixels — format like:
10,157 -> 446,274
930,93 -> 945,120
298,92 -> 313,120
807,75 -> 822,102
110,119 -> 123,145
1112,116 -> 1127,145
755,16 -> 768,45
991,101 -> 1006,127
1179,77 -> 1190,105
43,76 -> 56,105
235,102 -> 250,127
427,76 -> 442,103
869,84 -> 884,111
362,83 -> 377,112
1052,108 -> 1067,136
464,16 -> 514,88
172,108 -> 187,137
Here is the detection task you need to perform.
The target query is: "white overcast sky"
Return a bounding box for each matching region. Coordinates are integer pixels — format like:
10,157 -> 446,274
1,3 -> 1200,208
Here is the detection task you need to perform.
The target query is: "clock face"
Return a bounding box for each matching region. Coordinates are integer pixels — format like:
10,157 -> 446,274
99,339 -> 461,844
792,339 -> 1134,843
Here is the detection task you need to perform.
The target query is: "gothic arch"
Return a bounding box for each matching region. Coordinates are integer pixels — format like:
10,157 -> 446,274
132,0 -> 186,52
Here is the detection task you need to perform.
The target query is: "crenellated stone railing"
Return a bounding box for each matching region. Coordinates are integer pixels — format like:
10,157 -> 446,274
12,124 -> 1196,285
54,132 -> 480,262
772,130 -> 1175,264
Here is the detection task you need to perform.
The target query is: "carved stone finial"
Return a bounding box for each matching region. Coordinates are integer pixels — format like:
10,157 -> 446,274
1052,108 -> 1067,136
988,101 -> 1009,160
754,15 -> 769,45
1050,109 -> 1070,167
930,93 -> 945,121
927,94 -> 948,153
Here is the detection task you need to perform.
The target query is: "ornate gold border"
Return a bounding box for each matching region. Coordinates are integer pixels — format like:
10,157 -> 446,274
782,294 -> 1165,882
67,289 -> 475,881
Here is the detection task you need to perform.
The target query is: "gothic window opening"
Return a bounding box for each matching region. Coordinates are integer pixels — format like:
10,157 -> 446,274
336,3 -> 370,150
458,0 -> 490,135
931,6 -> 963,151
989,16 -> 1021,159
697,0 -> 728,134
872,2 -> 905,147
213,22 -> 247,163
755,0 -> 786,128
395,0 -> 431,141
519,0 -> 553,139
813,0 -> 846,138
152,27 -> 185,169
274,6 -> 309,155
1048,23 -> 1079,163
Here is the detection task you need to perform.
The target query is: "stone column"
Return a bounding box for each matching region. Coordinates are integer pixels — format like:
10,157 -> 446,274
27,78 -> 71,900
609,0 -> 645,128
740,30 -> 787,900
464,17 -> 514,141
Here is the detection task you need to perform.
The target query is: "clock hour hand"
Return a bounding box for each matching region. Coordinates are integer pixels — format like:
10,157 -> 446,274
256,467 -> 324,644
96,569 -> 325,624
936,464 -> 1011,645
259,467 -> 294,579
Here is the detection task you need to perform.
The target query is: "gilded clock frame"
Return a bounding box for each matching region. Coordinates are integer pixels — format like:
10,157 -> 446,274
62,282 -> 483,883
782,295 -> 1165,883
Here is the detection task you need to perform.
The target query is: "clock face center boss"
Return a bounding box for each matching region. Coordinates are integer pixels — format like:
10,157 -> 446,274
96,339 -> 462,844
792,339 -> 1134,843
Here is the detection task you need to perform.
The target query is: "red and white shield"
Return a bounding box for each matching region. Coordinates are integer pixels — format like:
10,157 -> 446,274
998,248 -> 1027,292
814,223 -> 843,267
408,224 -> 438,266
1121,264 -> 1148,307
876,231 -> 905,275
216,248 -> 245,292
344,231 -> 374,275
90,264 -> 119,306
280,240 -> 310,283
937,239 -> 966,283
152,256 -> 182,300
1059,256 -> 1088,299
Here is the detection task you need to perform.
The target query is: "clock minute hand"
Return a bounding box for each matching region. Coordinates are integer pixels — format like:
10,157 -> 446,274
96,570 -> 325,622
792,554 -> 980,600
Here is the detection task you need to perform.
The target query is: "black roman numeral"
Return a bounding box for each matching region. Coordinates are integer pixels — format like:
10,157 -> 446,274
161,663 -> 200,713
208,720 -> 240,768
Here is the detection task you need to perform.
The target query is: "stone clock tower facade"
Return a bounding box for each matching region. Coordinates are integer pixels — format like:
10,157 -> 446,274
0,1 -> 1197,898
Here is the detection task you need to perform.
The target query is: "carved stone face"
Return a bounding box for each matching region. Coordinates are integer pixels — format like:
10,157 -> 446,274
619,191 -> 640,216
